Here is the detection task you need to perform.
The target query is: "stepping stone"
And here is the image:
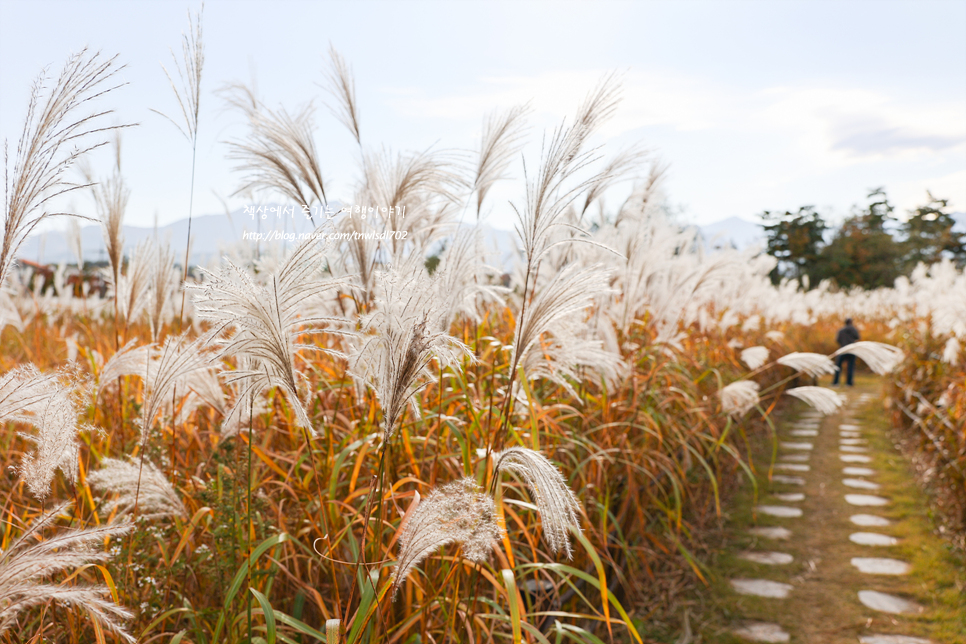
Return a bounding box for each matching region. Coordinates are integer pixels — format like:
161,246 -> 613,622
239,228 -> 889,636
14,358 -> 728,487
749,526 -> 792,540
843,466 -> 875,476
779,453 -> 810,462
790,429 -> 818,437
840,424 -> 861,430
851,557 -> 911,574
840,438 -> 868,445
730,578 -> 793,598
859,635 -> 932,644
739,551 -> 793,565
840,445 -> 869,453
851,514 -> 891,527
846,494 -> 889,506
843,478 -> 880,490
858,590 -> 923,614
841,454 -> 872,463
850,532 -> 899,546
757,505 -> 802,517
773,492 -> 804,502
780,441 -> 813,450
775,463 -> 809,472
773,475 -> 805,485
732,622 -> 790,642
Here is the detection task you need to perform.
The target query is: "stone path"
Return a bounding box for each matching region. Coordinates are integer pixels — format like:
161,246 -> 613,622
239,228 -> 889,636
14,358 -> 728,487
716,386 -> 964,643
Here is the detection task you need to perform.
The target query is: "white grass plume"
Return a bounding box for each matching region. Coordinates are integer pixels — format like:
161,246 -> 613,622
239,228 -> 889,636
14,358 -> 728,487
97,339 -> 156,394
0,502 -> 134,642
765,330 -> 785,343
152,2 -> 204,144
85,137 -> 129,299
17,385 -> 83,501
349,260 -> 472,440
322,45 -> 361,145
831,341 -> 904,375
776,352 -> 837,378
720,380 -> 760,417
66,218 -> 83,267
117,238 -> 154,326
428,229 -> 507,326
148,239 -> 177,341
88,457 -> 186,521
740,346 -> 769,370
391,478 -> 503,598
515,76 -> 620,267
510,262 -> 612,388
492,447 -> 581,558
191,233 -> 345,431
0,364 -> 62,424
942,337 -> 960,365
224,85 -> 327,221
472,104 -> 529,217
138,332 -> 213,446
578,144 -> 649,221
1,49 -> 127,290
785,386 -> 845,415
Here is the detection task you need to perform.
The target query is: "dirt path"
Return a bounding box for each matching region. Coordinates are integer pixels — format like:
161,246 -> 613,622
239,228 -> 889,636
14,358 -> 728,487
697,375 -> 966,643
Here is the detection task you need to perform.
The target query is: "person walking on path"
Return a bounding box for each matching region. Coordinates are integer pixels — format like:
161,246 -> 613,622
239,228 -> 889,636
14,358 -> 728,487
833,318 -> 860,386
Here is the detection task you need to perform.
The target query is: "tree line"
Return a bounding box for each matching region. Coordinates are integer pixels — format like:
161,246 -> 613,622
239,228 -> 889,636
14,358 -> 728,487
759,189 -> 966,289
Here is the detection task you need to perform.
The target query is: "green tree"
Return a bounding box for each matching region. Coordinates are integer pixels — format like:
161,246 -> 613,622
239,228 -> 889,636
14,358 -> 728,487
812,188 -> 904,289
902,192 -> 966,269
760,206 -> 827,285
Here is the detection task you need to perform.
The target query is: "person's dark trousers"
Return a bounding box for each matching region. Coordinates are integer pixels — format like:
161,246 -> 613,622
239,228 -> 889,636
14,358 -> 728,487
834,353 -> 856,386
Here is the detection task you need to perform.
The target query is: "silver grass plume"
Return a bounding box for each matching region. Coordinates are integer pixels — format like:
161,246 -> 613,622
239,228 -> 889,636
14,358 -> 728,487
492,447 -> 581,557
1,50 -> 127,290
349,259 -> 472,440
720,380 -> 760,417
148,238 -> 177,341
942,337 -> 960,365
765,330 -> 785,343
191,233 -> 345,432
224,85 -> 327,222
427,229 -> 507,326
152,2 -> 204,144
578,144 -> 649,221
14,374 -> 89,501
322,45 -> 361,145
785,386 -> 845,415
0,364 -> 62,425
516,76 -> 620,268
137,332 -> 213,446
740,346 -> 769,370
360,147 -> 463,261
97,339 -> 156,395
66,218 -> 83,267
88,457 -> 186,521
831,341 -> 904,375
776,352 -> 837,378
85,136 -> 129,300
117,238 -> 154,326
472,104 -> 530,217
0,502 -> 134,642
391,478 -> 503,598
509,262 -> 613,392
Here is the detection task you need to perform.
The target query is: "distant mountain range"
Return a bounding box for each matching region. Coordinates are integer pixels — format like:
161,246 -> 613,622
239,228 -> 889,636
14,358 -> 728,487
18,210 -> 965,268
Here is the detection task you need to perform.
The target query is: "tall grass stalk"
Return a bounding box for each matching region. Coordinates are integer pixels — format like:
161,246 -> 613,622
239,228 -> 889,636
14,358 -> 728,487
152,3 -> 205,330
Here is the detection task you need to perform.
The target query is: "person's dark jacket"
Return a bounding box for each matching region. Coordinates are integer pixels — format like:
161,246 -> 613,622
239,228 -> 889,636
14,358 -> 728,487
836,324 -> 860,348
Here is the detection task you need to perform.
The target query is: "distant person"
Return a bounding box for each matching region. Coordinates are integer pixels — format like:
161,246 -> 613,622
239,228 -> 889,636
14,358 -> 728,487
833,318 -> 860,386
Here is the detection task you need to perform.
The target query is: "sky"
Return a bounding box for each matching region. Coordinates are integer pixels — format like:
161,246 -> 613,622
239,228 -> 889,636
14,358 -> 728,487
1,0 -> 964,232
